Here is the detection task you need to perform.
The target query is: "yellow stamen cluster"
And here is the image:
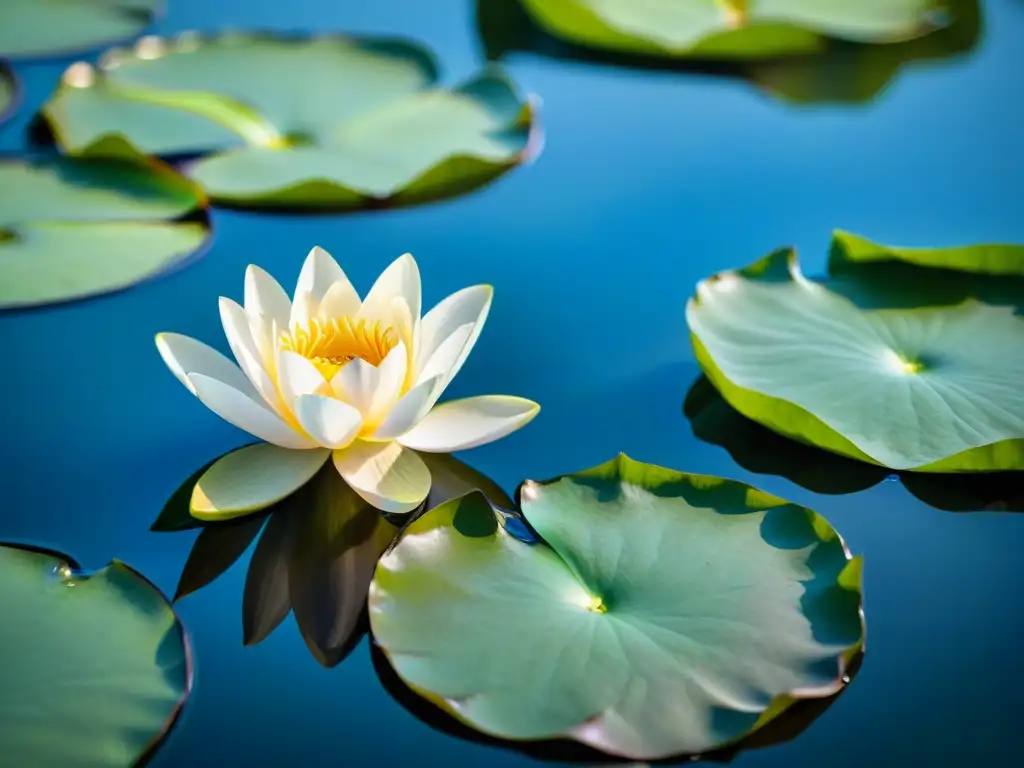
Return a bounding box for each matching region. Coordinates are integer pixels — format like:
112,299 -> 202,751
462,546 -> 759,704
280,317 -> 398,379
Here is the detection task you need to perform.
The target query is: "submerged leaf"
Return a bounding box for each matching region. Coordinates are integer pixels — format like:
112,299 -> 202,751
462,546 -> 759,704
42,33 -> 539,210
687,248 -> 1024,471
0,153 -> 209,310
174,514 -> 268,601
0,543 -> 190,766
370,455 -> 863,760
0,0 -> 162,59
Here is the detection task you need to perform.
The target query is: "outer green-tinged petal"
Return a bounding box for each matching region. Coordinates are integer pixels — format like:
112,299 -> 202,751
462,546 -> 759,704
190,443 -> 329,520
415,284 -> 493,380
370,455 -> 864,760
186,373 -> 316,449
333,439 -> 431,513
244,264 -> 291,329
399,395 -> 540,452
155,332 -> 258,399
370,375 -> 443,441
0,543 -> 190,767
294,395 -> 363,449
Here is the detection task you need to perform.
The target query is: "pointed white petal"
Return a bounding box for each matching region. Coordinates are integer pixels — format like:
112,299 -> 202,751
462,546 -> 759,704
358,253 -> 421,334
277,350 -> 327,412
244,265 -> 291,328
289,290 -> 318,329
318,278 -> 361,320
191,443 -> 330,521
187,373 -> 317,449
370,375 -> 443,441
333,440 -> 430,514
331,341 -> 407,422
156,332 -> 257,398
294,395 -> 364,449
416,285 -> 492,382
296,246 -> 353,306
399,396 -> 540,452
219,297 -> 283,411
415,323 -> 473,388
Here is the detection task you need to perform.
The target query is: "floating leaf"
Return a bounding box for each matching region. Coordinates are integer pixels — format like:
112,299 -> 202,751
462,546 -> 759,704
0,62 -> 17,125
0,542 -> 191,766
370,455 -> 863,760
477,0 -> 980,104
41,33 -> 539,210
830,229 -> 1024,278
0,0 -> 162,59
0,153 -> 209,310
508,0 -> 943,60
687,248 -> 1024,472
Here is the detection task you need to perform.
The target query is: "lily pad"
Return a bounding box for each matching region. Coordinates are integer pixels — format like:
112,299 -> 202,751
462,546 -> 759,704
0,153 -> 210,310
687,248 -> 1024,471
0,62 -> 17,125
0,0 -> 162,60
370,455 -> 864,760
0,542 -> 191,766
511,0 -> 943,60
41,32 -> 540,210
478,0 -> 979,104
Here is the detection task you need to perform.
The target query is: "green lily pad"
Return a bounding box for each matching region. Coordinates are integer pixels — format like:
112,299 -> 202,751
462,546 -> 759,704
0,153 -> 209,310
512,0 -> 943,59
687,247 -> 1024,471
478,0 -> 978,104
0,542 -> 191,766
0,1 -> 162,59
370,455 -> 863,760
0,62 -> 17,125
40,32 -> 539,210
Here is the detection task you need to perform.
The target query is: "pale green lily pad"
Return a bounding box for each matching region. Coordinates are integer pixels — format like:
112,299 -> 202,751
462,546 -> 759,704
41,33 -> 539,210
0,62 -> 17,125
370,455 -> 863,760
830,230 -> 1024,277
0,543 -> 191,766
0,153 -> 209,310
516,0 -> 943,59
687,248 -> 1024,471
0,0 -> 162,59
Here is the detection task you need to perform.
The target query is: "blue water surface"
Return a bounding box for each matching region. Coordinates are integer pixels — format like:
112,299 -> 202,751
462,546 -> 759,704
2,0 -> 1024,765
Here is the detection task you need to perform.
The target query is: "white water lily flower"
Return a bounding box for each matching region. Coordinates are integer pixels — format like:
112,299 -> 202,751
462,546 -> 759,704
156,247 -> 540,517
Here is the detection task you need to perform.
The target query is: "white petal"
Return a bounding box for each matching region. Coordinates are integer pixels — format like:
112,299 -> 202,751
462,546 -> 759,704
155,332 -> 257,398
416,285 -> 492,382
331,341 -> 407,423
219,297 -> 283,411
333,440 -> 431,514
358,253 -> 421,336
187,373 -> 317,449
244,265 -> 291,329
294,395 -> 364,449
248,311 -> 278,368
318,278 -> 361,320
370,375 -> 443,441
277,350 -> 327,412
191,443 -> 330,521
415,323 -> 473,388
399,396 -> 540,452
296,246 -> 353,305
290,290 -> 318,329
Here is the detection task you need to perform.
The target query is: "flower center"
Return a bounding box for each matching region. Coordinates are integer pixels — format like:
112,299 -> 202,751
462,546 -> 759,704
280,317 -> 399,379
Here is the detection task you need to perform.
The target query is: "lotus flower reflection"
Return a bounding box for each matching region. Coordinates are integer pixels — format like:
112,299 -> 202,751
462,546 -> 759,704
157,248 -> 539,516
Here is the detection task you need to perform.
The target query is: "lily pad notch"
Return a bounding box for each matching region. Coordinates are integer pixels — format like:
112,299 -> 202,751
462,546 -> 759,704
40,31 -> 543,211
0,542 -> 192,767
370,454 -> 864,760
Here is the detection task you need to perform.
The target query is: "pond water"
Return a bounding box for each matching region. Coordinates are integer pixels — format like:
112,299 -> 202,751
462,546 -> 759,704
2,0 -> 1024,765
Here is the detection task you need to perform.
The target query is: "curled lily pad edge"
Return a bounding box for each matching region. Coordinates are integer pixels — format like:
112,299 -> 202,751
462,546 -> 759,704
0,539 -> 194,765
38,29 -> 544,210
372,452 -> 866,760
688,246 -> 1024,473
